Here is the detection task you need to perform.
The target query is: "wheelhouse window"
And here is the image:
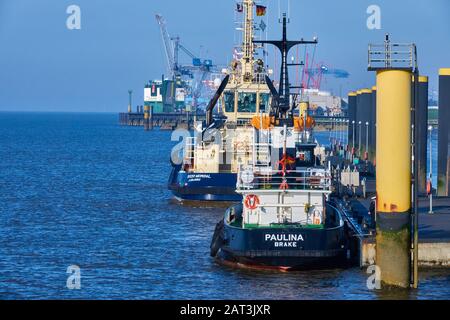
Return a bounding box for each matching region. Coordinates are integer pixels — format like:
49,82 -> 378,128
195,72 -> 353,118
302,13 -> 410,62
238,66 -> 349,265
259,93 -> 270,113
224,91 -> 235,113
237,92 -> 257,113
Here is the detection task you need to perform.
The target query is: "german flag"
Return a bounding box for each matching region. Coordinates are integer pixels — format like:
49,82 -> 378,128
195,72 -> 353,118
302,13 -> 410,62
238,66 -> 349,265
256,5 -> 266,16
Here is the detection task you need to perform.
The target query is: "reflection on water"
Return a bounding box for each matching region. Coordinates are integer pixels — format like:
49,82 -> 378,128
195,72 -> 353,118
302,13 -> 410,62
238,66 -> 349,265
0,113 -> 448,300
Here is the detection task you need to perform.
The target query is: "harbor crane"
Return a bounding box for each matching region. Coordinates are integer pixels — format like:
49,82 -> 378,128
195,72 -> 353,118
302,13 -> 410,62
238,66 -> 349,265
299,52 -> 349,90
155,14 -> 215,111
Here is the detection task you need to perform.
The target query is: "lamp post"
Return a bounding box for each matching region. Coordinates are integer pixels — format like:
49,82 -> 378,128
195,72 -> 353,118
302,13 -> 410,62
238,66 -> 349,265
358,121 -> 362,157
365,121 -> 369,160
428,125 -> 434,214
352,120 -> 356,160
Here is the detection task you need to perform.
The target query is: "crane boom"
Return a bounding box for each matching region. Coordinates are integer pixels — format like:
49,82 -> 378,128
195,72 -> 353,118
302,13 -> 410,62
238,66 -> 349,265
155,14 -> 176,78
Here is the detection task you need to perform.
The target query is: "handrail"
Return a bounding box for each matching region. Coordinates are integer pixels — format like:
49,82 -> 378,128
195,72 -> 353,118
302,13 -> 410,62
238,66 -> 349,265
237,167 -> 332,191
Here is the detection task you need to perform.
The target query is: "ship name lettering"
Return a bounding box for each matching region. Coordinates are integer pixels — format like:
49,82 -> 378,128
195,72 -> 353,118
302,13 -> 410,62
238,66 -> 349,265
264,234 -> 304,242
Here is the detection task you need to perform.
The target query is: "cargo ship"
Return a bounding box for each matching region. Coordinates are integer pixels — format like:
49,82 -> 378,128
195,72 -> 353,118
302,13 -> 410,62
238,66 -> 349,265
168,0 -> 271,201
210,15 -> 347,270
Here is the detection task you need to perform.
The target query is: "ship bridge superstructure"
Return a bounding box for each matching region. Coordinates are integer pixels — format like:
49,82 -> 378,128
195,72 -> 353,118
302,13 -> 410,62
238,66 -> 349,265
220,0 -> 271,124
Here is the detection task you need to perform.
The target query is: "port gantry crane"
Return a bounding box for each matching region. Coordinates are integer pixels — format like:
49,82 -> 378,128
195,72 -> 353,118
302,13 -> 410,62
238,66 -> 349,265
155,14 -> 216,113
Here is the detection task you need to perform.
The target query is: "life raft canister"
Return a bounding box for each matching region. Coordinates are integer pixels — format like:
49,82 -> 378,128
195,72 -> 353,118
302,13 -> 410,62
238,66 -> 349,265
312,210 -> 322,225
244,194 -> 260,210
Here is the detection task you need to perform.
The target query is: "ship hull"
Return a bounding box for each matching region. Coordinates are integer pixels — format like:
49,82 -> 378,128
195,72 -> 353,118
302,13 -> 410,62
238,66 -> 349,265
168,165 -> 241,202
211,212 -> 348,270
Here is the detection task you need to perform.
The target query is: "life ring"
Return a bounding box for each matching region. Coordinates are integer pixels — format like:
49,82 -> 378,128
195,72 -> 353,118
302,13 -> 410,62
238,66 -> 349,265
244,194 -> 260,210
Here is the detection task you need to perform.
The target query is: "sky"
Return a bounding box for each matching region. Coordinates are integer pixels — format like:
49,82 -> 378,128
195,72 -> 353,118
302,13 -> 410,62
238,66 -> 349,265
0,0 -> 449,112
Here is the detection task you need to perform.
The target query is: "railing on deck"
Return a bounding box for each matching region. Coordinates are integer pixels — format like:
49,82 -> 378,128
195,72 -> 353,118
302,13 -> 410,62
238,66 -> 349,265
237,167 -> 332,191
183,137 -> 196,166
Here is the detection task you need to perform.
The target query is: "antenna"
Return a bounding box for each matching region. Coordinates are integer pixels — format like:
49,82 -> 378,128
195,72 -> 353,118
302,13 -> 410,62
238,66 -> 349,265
288,0 -> 290,21
278,0 -> 281,21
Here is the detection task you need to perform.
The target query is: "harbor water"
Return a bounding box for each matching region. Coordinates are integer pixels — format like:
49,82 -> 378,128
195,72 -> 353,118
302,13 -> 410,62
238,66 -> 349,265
0,112 -> 448,300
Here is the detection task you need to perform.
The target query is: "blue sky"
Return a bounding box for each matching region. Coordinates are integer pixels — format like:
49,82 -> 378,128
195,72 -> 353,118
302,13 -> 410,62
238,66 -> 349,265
0,0 -> 449,112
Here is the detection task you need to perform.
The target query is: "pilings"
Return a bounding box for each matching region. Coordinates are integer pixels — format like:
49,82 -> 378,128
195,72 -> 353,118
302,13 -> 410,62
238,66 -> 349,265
347,92 -> 357,152
437,68 -> 450,196
369,87 -> 377,163
376,69 -> 412,288
359,89 -> 372,160
349,89 -> 376,162
356,90 -> 363,156
144,105 -> 150,131
416,76 -> 429,194
149,105 -> 153,130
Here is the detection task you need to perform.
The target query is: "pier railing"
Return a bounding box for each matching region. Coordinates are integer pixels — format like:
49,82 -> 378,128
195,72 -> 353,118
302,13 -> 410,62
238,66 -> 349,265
368,37 -> 416,71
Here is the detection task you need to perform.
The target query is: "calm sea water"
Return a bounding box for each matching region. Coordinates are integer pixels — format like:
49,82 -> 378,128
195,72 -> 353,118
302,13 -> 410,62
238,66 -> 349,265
0,112 -> 448,300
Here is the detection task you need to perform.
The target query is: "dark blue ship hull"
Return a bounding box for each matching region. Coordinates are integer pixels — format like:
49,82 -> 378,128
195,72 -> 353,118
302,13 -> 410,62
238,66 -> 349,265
211,206 -> 348,270
168,164 -> 241,202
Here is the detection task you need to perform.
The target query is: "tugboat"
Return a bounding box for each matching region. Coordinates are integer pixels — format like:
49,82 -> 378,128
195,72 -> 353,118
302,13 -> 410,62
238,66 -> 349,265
210,15 -> 347,270
168,0 -> 271,201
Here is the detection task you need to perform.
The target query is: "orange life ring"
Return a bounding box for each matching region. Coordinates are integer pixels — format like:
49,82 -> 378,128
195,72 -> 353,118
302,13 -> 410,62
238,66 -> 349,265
244,194 -> 260,210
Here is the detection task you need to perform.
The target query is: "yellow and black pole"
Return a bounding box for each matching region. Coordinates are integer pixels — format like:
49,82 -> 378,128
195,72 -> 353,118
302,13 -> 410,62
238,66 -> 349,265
144,105 -> 150,131
368,35 -> 418,288
376,69 -> 412,287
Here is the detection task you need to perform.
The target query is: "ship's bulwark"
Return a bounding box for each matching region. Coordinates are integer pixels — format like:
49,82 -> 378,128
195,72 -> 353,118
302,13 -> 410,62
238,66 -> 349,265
215,222 -> 347,270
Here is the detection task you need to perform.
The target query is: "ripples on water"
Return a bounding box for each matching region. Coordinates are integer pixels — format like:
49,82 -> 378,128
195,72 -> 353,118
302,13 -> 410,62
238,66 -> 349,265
0,112 -> 448,300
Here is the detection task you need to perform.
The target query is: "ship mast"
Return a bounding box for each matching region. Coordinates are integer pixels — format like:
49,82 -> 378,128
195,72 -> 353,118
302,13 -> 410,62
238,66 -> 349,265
241,0 -> 255,83
255,14 -> 317,121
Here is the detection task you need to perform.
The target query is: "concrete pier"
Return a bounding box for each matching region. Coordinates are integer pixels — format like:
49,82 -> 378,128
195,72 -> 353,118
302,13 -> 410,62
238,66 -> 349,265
357,196 -> 450,267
